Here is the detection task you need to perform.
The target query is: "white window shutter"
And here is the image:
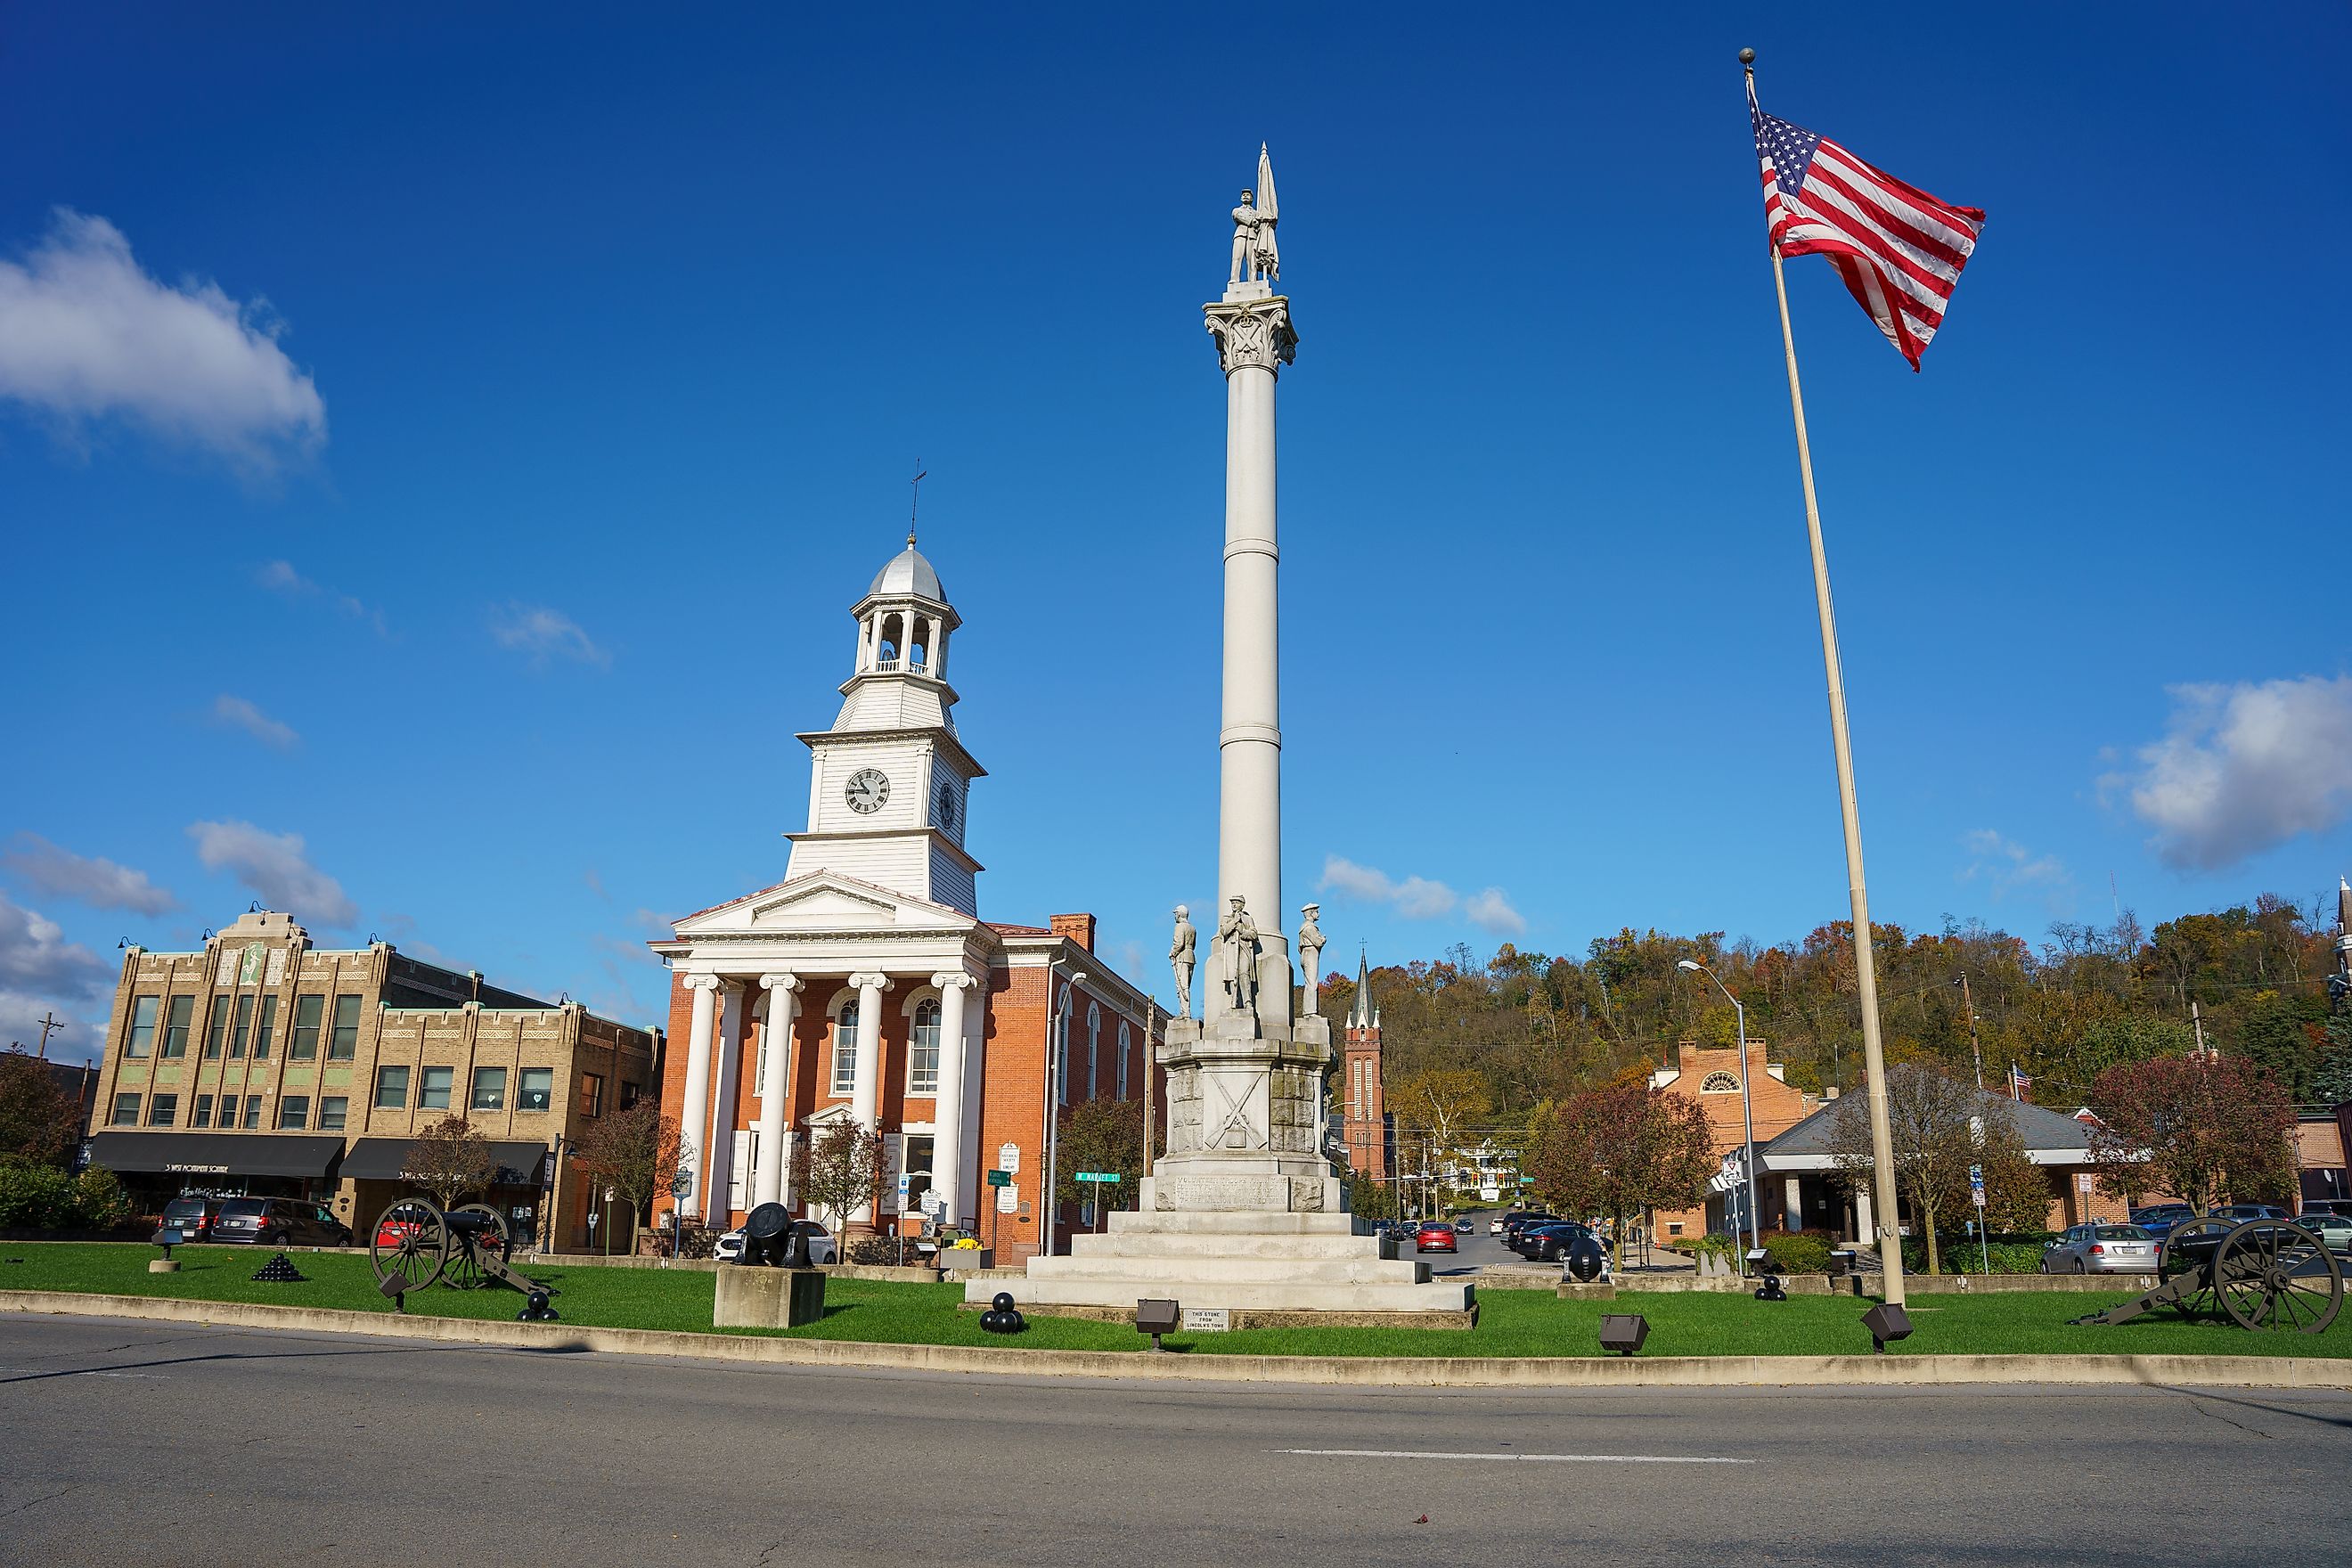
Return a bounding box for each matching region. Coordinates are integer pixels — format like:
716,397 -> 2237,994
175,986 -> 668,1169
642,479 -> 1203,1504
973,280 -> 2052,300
729,1130 -> 751,1211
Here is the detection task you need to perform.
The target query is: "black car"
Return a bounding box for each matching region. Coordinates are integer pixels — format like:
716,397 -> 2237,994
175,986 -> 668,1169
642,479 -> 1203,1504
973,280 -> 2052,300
159,1196 -> 225,1241
1501,1213 -> 1561,1246
211,1196 -> 353,1247
1519,1222 -> 1598,1262
2128,1204 -> 2195,1242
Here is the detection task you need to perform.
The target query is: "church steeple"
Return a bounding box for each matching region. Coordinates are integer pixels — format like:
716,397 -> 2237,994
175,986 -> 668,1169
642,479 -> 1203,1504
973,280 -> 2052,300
1346,948 -> 1379,1030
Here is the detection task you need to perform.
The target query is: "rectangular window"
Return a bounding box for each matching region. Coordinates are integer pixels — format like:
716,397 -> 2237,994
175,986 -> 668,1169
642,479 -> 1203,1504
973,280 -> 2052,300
192,1093 -> 214,1128
374,1065 -> 411,1110
470,1066 -> 507,1112
909,1002 -> 941,1096
253,994 -> 278,1060
419,1066 -> 453,1111
831,1004 -> 858,1096
112,1092 -> 140,1125
277,1096 -> 309,1131
579,1073 -> 605,1118
290,993 -> 323,1059
126,995 -> 159,1058
517,1067 -> 553,1113
205,996 -> 228,1058
162,994 -> 193,1058
241,1095 -> 264,1130
230,994 -> 254,1058
317,1095 -> 347,1131
148,1093 -> 177,1126
621,1080 -> 642,1108
328,994 -> 362,1060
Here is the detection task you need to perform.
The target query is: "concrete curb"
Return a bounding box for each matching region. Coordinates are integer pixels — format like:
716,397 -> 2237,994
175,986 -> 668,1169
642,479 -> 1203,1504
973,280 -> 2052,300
4,1290 -> 2349,1390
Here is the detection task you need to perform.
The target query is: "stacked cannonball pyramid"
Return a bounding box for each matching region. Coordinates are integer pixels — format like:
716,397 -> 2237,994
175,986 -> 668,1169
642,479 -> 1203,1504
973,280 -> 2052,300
251,1252 -> 308,1283
979,1291 -> 1025,1334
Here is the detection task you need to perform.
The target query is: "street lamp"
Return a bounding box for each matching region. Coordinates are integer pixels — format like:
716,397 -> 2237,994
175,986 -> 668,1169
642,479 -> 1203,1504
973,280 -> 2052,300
1677,959 -> 1762,1262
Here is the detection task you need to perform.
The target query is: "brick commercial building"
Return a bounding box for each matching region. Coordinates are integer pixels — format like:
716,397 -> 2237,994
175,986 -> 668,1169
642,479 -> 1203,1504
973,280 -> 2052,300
84,908 -> 660,1252
1647,1037 -> 1821,1242
649,537 -> 1163,1266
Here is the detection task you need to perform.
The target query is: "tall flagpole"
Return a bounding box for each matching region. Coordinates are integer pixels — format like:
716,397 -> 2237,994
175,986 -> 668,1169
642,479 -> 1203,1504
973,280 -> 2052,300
1745,48 -> 1907,1306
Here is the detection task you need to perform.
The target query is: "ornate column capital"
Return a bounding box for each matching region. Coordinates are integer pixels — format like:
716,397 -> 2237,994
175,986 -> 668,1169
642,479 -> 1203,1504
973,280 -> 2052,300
848,971 -> 894,992
760,973 -> 804,996
682,973 -> 723,992
931,971 -> 980,992
1204,295 -> 1298,378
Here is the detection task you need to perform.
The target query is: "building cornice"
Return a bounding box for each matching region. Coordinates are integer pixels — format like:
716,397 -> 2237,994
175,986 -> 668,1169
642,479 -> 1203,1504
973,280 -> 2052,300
797,723 -> 988,780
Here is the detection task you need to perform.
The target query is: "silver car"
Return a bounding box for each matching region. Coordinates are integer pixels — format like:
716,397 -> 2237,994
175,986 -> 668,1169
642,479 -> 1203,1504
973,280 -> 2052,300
2293,1213 -> 2352,1254
2042,1223 -> 2157,1273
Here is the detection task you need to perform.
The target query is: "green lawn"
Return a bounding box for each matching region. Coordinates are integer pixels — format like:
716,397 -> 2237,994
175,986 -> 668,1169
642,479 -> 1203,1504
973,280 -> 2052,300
3,1243 -> 2345,1360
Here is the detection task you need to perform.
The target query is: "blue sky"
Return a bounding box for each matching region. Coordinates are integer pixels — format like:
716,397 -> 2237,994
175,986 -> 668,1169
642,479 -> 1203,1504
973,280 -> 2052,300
4,7 -> 2348,1062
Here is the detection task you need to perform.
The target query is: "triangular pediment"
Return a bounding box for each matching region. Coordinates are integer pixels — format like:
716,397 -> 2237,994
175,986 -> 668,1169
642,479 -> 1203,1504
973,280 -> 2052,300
670,870 -> 970,938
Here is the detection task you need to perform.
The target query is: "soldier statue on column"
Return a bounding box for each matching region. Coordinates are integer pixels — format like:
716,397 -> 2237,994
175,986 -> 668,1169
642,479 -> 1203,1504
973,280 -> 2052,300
1296,903 -> 1326,1015
1226,144 -> 1281,286
1169,904 -> 1197,1019
1218,896 -> 1262,1019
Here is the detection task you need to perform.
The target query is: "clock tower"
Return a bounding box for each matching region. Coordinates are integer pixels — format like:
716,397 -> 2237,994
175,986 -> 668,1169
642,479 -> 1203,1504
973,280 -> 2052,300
781,535 -> 986,914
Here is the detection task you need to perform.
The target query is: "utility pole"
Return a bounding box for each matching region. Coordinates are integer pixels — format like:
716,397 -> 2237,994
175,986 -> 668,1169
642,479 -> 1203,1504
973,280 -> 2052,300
1955,975 -> 1983,1092
2190,1000 -> 2208,1059
35,1012 -> 66,1058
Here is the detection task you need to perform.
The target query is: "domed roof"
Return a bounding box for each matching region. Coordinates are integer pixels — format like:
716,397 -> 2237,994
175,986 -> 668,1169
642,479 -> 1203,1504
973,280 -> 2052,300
868,541 -> 945,603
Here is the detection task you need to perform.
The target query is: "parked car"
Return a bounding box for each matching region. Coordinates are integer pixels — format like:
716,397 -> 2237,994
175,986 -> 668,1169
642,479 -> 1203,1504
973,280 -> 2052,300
1415,1222 -> 1458,1254
214,1196 -> 352,1248
2129,1204 -> 2195,1241
1521,1222 -> 1598,1263
1493,1209 -> 1546,1238
2207,1204 -> 2291,1225
2292,1212 -> 2352,1254
159,1196 -> 224,1241
2041,1223 -> 2157,1274
2302,1198 -> 2352,1219
1500,1212 -> 1559,1243
713,1221 -> 837,1265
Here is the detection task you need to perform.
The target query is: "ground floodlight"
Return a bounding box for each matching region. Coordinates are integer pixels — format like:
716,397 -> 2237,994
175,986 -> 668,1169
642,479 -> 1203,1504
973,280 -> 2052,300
1137,1298 -> 1180,1352
1598,1313 -> 1649,1358
1862,1302 -> 1913,1355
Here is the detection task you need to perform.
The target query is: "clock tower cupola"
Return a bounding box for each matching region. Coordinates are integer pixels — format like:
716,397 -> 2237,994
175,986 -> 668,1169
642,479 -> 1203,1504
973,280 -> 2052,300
780,534 -> 986,914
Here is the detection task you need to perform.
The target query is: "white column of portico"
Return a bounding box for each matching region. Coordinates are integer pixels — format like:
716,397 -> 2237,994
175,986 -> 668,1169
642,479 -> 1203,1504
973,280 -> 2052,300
847,972 -> 893,1225
678,976 -> 720,1221
755,974 -> 804,1208
704,982 -> 747,1223
1854,1181 -> 1875,1245
931,971 -> 979,1229
1784,1174 -> 1802,1229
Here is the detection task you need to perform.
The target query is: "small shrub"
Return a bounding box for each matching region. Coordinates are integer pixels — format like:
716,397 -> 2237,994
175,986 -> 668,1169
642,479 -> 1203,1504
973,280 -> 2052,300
66,1166 -> 133,1229
0,1158 -> 75,1229
674,1222 -> 718,1261
1901,1234 -> 2070,1274
845,1233 -> 901,1266
1759,1230 -> 1835,1274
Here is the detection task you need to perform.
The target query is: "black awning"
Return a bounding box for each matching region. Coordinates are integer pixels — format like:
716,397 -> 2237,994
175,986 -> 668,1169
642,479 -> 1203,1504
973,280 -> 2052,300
340,1138 -> 548,1187
86,1131 -> 346,1180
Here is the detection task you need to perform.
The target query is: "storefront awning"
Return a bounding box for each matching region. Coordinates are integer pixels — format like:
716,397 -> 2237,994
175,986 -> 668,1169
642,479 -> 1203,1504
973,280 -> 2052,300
339,1138 -> 548,1187
86,1131 -> 346,1180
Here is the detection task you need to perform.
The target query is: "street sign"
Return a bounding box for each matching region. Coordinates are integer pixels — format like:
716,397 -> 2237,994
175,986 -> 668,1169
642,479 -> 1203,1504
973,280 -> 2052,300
986,1168 -> 1012,1188
2076,1173 -> 2095,1193
1519,1176 -> 1535,1186
1074,1172 -> 1121,1184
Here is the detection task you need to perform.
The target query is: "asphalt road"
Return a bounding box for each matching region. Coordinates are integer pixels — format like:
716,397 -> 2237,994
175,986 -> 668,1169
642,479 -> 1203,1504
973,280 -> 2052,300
4,1313 -> 2348,1567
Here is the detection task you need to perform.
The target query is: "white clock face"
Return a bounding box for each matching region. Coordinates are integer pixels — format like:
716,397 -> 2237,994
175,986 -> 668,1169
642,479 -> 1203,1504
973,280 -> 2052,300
845,768 -> 890,814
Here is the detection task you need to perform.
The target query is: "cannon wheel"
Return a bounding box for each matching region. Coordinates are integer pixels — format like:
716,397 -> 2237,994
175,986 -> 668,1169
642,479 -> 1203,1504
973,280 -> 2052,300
2159,1217 -> 2232,1322
2213,1220 -> 2343,1334
371,1197 -> 451,1294
445,1204 -> 514,1290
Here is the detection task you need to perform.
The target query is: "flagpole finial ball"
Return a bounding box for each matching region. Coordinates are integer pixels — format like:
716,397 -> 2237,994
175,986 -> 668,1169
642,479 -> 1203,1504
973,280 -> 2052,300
1739,47 -> 1756,66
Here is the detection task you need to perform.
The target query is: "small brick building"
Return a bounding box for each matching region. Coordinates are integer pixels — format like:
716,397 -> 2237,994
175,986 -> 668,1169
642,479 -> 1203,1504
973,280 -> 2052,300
1647,1037 -> 1820,1242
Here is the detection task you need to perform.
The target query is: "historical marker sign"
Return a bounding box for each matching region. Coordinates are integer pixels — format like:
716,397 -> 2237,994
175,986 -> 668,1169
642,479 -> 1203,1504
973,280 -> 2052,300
1180,1307 -> 1230,1332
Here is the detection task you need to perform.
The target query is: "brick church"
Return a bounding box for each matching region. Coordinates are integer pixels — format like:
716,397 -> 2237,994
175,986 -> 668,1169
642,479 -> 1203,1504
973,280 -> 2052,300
649,535 -> 1162,1265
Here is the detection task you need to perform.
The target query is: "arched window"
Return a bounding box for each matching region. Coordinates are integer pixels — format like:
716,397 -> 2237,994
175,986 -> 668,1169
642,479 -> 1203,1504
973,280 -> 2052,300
1116,1021 -> 1131,1099
1701,1071 -> 1740,1093
908,999 -> 942,1095
1087,1002 -> 1101,1099
832,1000 -> 860,1096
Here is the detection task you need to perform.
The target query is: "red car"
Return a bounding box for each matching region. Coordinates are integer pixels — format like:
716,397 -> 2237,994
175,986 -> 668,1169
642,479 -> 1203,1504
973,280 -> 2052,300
1415,1221 -> 1457,1254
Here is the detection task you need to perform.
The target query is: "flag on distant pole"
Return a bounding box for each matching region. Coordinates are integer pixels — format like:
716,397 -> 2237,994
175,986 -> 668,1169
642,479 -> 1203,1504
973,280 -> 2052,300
2010,1064 -> 2031,1100
1749,78 -> 1985,370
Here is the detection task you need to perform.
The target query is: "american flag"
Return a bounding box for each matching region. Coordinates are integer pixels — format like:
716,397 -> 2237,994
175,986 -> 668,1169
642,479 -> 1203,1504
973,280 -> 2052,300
1751,82 -> 1985,370
2010,1064 -> 2032,1098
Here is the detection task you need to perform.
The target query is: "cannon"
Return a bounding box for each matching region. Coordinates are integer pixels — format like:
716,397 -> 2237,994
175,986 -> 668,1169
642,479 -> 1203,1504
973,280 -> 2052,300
370,1197 -> 560,1320
2071,1217 -> 2341,1334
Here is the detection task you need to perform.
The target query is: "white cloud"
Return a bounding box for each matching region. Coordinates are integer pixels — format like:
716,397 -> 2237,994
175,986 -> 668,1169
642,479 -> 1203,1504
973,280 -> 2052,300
256,559 -> 388,636
210,694 -> 298,750
185,820 -> 357,927
2104,675 -> 2352,870
0,888 -> 112,1051
1463,887 -> 1527,936
0,208 -> 324,467
1319,854 -> 1526,936
3,833 -> 178,916
491,603 -> 610,669
1958,829 -> 2075,913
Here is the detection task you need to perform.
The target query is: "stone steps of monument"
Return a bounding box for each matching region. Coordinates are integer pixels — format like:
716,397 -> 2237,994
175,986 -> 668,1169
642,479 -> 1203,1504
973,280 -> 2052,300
1018,1254 -> 1430,1286
1068,1230 -> 1377,1262
1108,1211 -> 1359,1237
975,1276 -> 1473,1313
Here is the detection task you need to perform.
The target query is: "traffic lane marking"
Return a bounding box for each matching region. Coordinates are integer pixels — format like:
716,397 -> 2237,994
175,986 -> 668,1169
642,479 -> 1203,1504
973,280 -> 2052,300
1274,1448 -> 1752,1465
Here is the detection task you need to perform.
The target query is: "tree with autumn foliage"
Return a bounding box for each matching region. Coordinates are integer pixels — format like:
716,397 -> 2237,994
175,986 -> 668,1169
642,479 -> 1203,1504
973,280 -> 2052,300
403,1116 -> 500,1210
573,1097 -> 684,1228
1524,1082 -> 1716,1258
2087,1053 -> 2297,1212
1824,1064 -> 1979,1274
